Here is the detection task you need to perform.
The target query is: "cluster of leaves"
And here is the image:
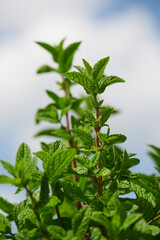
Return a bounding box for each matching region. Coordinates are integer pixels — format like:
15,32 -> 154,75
0,39 -> 160,240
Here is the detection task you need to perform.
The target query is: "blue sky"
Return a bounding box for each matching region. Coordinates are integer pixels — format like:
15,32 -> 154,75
0,0 -> 160,208
95,0 -> 160,22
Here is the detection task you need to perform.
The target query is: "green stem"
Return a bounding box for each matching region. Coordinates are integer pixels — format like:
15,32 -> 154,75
24,186 -> 50,240
93,95 -> 102,197
51,183 -> 65,229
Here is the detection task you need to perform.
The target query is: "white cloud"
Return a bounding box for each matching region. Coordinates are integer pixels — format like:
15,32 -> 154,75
0,0 -> 160,175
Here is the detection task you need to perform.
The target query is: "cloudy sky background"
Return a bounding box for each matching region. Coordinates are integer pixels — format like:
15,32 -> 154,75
1,0 -> 160,207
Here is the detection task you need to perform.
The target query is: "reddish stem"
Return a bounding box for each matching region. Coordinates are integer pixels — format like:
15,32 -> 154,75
63,78 -> 83,209
25,186 -> 50,240
147,214 -> 160,225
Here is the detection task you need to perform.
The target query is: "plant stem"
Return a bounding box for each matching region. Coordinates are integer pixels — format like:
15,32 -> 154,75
93,95 -> 109,239
51,183 -> 65,229
63,77 -> 83,210
24,186 -> 50,240
93,95 -> 103,197
103,173 -> 117,186
147,214 -> 160,225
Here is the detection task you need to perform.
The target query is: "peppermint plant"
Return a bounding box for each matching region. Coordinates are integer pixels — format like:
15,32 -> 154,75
0,39 -> 160,240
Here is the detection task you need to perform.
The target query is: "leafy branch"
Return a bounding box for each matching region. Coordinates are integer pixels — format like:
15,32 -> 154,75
0,38 -> 160,239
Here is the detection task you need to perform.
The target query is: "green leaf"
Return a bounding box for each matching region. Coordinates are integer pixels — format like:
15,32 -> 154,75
71,115 -> 81,129
99,133 -> 127,146
74,66 -> 87,75
0,175 -> 21,186
0,160 -> 16,177
36,41 -> 58,62
89,152 -> 100,170
98,75 -> 125,93
46,90 -> 59,103
34,128 -> 57,137
63,72 -> 94,94
48,141 -> 63,155
36,65 -> 57,74
72,207 -> 91,239
122,213 -> 142,230
16,143 -> 37,182
38,173 -> 49,207
83,110 -> 95,124
46,148 -> 76,183
74,155 -> 90,168
61,180 -> 89,203
133,198 -> 155,222
47,225 -> 66,239
60,104 -> 72,120
35,103 -> 59,124
73,166 -> 88,176
133,218 -> 159,236
92,212 -> 111,229
51,128 -> 73,139
12,201 -> 34,232
16,142 -> 31,165
72,128 -> 93,147
0,197 -> 14,215
121,150 -> 140,169
82,58 -> 92,76
91,57 -> 110,82
58,41 -> 81,72
33,151 -> 49,162
0,213 -> 11,233
99,107 -> 113,125
148,145 -> 160,169
130,177 -> 159,208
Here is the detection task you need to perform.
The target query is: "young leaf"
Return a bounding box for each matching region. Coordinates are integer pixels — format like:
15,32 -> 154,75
99,133 -> 127,146
0,197 -> 14,217
89,152 -> 100,170
0,175 -> 21,186
148,145 -> 160,169
91,57 -> 110,82
83,110 -> 95,124
38,173 -> 49,207
48,140 -> 63,155
37,65 -> 57,74
75,155 -> 90,168
35,41 -> 59,62
51,128 -> 73,140
0,213 -> 11,233
72,128 -> 93,147
16,143 -> 37,182
121,151 -> 140,169
74,65 -> 87,75
130,176 -> 159,208
0,160 -> 16,177
58,41 -> 81,73
121,213 -> 143,230
35,104 -> 59,124
99,107 -> 113,125
47,225 -> 66,239
98,75 -> 125,93
63,72 -> 94,94
133,218 -> 159,236
60,180 -> 89,203
72,207 -> 91,239
46,148 -> 76,183
46,90 -> 59,103
82,58 -> 92,76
